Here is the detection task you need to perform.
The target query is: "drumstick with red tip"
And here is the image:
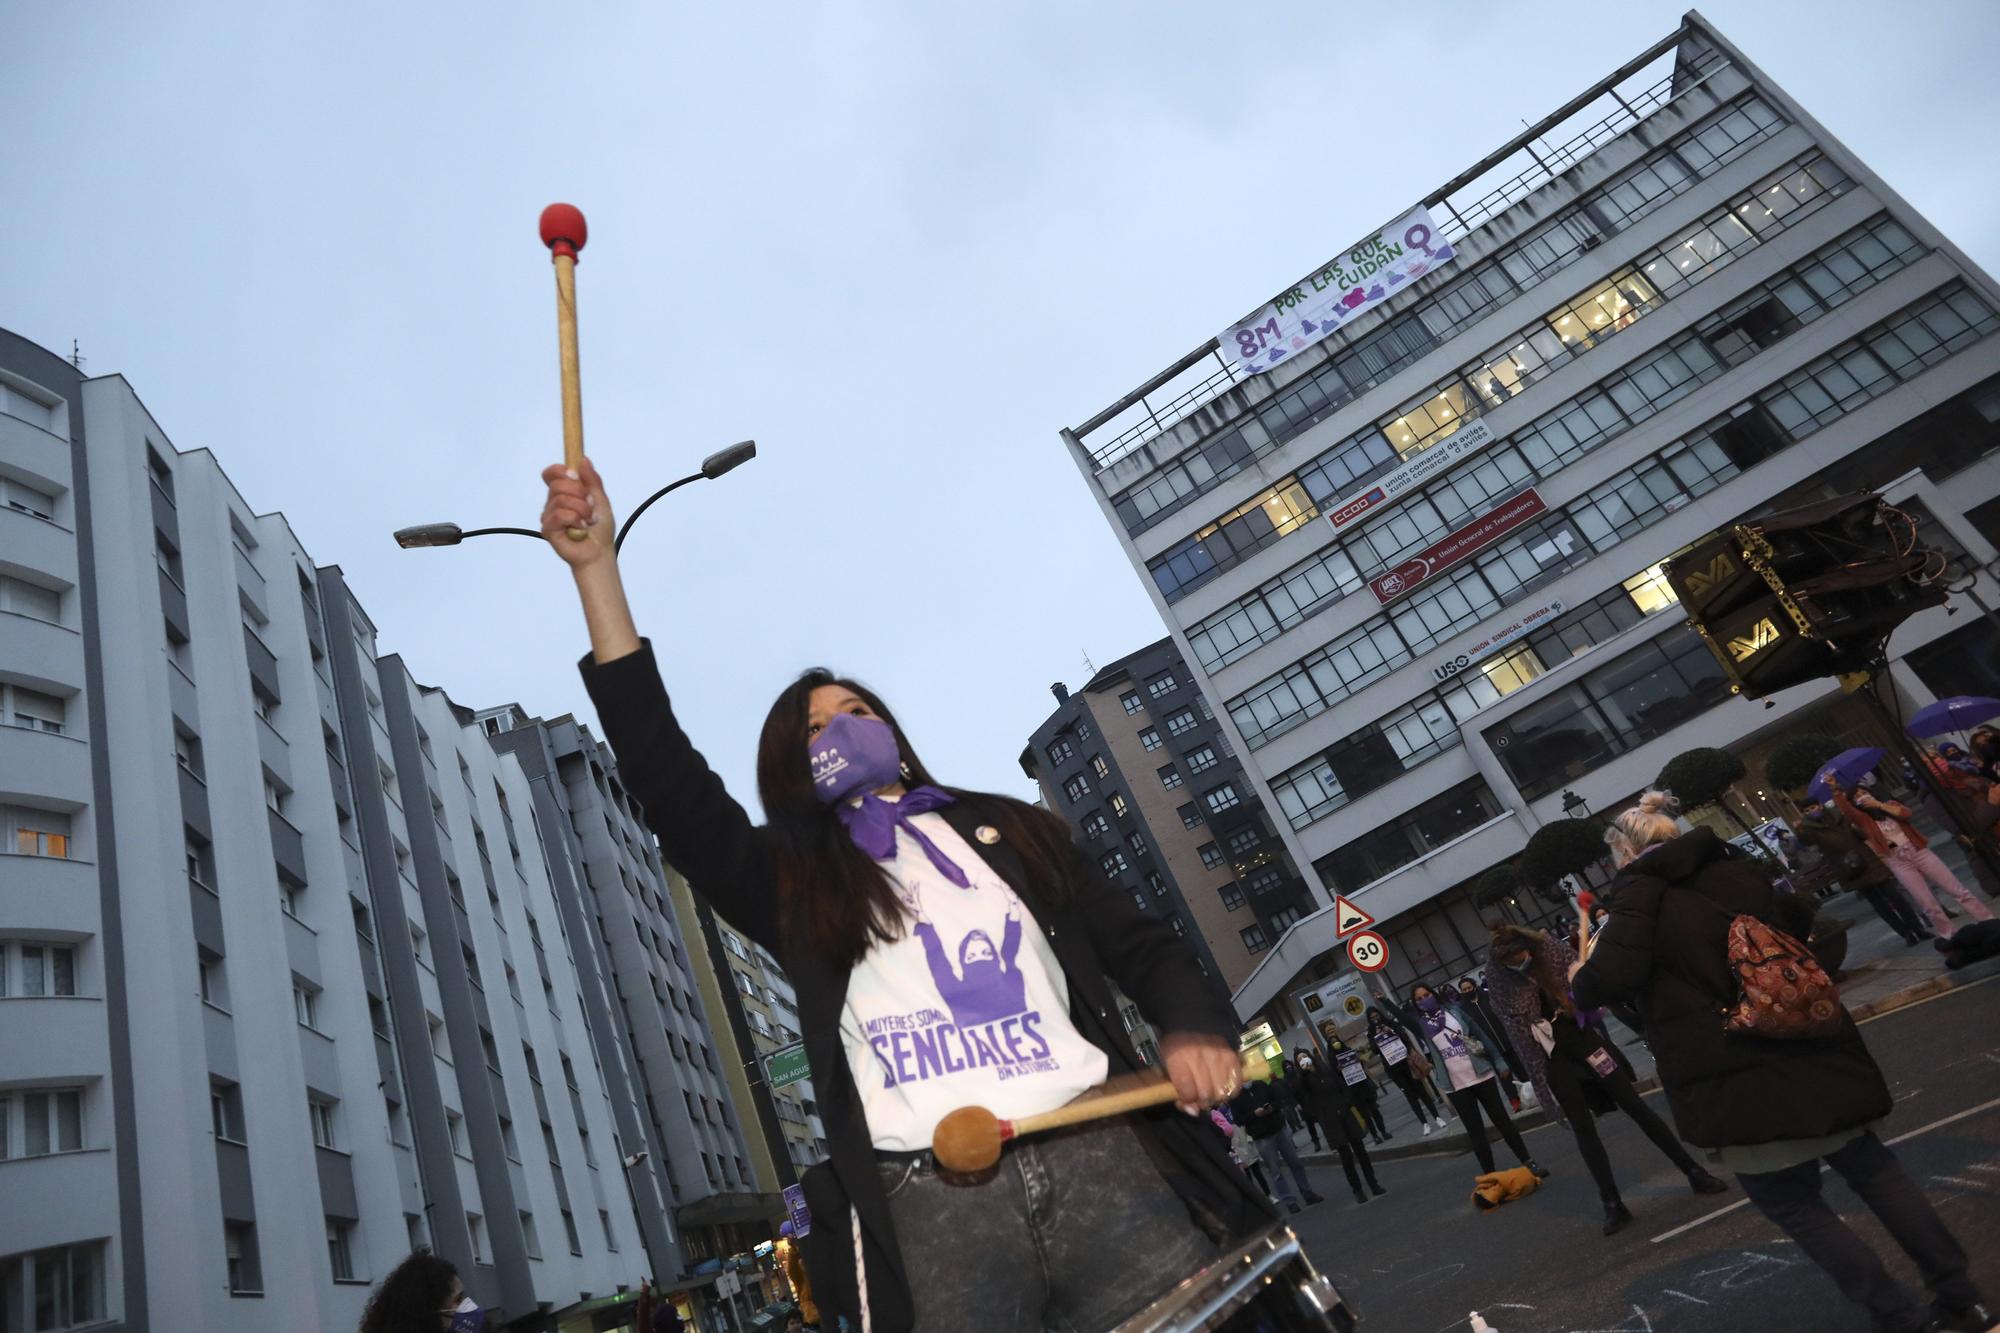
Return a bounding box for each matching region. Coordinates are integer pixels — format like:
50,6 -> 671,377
1576,890 -> 1598,958
932,1053 -> 1271,1173
538,203 -> 590,542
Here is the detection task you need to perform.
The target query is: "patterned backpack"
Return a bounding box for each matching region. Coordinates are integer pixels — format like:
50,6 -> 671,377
1701,897 -> 1844,1039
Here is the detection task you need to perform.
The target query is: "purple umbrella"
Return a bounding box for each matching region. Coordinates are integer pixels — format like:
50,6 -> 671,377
1807,747 -> 1887,802
1907,695 -> 2000,738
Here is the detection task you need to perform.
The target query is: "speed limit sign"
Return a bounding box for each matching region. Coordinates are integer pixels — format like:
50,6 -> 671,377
1346,929 -> 1389,973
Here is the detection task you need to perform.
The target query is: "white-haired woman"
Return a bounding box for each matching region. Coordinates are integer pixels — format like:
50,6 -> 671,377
1572,792 -> 1987,1333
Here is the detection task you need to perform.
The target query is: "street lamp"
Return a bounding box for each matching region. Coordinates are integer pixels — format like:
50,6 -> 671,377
1560,789 -> 1589,818
394,441 -> 757,554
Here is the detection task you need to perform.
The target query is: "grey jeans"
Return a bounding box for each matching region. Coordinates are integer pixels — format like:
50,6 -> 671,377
880,1120 -> 1218,1332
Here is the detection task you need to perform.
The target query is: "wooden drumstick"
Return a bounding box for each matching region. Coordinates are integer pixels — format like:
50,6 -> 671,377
1576,890 -> 1598,959
932,1052 -> 1270,1173
538,203 -> 590,542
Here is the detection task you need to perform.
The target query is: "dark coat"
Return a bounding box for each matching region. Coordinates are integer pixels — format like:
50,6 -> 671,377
582,645 -> 1273,1333
1571,828 -> 1891,1150
1794,805 -> 1893,889
1480,931 -> 1631,1124
1290,1060 -> 1363,1127
1227,1078 -> 1288,1141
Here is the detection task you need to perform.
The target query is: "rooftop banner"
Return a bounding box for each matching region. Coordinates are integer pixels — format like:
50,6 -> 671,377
1221,205 -> 1455,377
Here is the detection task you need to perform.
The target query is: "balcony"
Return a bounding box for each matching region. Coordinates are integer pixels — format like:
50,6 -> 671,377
0,1147 -> 118,1259
0,996 -> 108,1085
0,410 -> 71,491
0,724 -> 89,808
6,853 -> 97,934
0,506 -> 77,587
0,610 -> 82,691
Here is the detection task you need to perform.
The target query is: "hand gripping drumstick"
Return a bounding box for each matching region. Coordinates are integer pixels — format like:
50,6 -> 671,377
538,203 -> 590,542
932,1052 -> 1271,1173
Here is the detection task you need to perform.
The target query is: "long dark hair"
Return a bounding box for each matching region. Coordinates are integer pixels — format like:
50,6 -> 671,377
1489,922 -> 1574,1018
756,669 -> 1075,965
359,1250 -> 456,1333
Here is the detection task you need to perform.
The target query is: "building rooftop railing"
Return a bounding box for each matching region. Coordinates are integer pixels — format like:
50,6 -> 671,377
1071,19 -> 1733,474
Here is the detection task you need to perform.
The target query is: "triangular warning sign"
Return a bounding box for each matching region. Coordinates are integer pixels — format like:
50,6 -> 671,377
1332,894 -> 1374,940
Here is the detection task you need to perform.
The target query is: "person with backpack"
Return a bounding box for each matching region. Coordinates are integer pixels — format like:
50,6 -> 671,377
1572,790 -> 1989,1333
1484,923 -> 1727,1235
1365,1006 -> 1447,1134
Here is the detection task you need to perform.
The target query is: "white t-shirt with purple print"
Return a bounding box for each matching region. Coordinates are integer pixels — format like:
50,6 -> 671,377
838,809 -> 1108,1152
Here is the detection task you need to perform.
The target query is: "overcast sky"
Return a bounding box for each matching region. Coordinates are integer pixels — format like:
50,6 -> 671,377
7,1 -> 1997,814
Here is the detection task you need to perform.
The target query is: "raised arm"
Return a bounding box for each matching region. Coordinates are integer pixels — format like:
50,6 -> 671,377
543,460 -> 780,949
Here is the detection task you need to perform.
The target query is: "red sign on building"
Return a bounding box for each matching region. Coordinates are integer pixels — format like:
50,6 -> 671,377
1367,488 -> 1548,604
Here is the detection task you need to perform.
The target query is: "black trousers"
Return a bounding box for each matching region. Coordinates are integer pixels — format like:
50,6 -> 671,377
1736,1132 -> 1979,1333
1857,882 -> 1930,939
1447,1078 -> 1531,1174
1323,1105 -> 1382,1195
1387,1063 -> 1441,1121
1355,1095 -> 1389,1140
1546,1057 -> 1698,1202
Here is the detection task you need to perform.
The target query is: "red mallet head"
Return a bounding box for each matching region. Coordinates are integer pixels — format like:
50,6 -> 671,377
539,203 -> 588,262
1577,891 -> 1598,913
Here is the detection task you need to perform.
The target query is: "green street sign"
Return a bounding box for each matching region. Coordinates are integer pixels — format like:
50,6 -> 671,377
765,1044 -> 811,1090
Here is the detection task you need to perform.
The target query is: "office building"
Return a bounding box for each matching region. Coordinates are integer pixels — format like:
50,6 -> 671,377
0,326 -> 768,1331
1057,13 -> 2000,1026
1021,638 -> 1316,993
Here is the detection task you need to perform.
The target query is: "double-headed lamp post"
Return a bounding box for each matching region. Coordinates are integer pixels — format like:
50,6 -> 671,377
393,440 -> 757,553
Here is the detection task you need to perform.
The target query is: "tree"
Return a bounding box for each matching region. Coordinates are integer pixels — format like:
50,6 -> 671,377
1520,818 -> 1608,905
1473,863 -> 1526,920
1765,733 -> 1845,796
1657,746 -> 1762,843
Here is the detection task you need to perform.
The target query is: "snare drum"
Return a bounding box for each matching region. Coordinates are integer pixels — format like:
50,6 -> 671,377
1110,1225 -> 1358,1332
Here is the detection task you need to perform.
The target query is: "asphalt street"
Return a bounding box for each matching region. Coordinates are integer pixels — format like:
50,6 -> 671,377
1280,975 -> 2000,1333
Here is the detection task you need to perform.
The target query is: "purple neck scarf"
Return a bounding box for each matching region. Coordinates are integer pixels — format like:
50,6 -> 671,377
837,787 -> 970,888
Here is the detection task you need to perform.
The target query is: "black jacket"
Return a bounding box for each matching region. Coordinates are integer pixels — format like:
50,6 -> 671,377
1227,1078 -> 1288,1141
581,645 -> 1272,1332
1571,828 -> 1890,1149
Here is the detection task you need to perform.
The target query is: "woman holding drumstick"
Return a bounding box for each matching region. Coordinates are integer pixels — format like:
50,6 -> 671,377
539,459 -> 1272,1333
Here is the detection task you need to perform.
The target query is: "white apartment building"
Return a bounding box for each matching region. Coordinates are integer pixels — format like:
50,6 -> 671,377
1058,13 -> 2000,1025
0,328 -> 764,1331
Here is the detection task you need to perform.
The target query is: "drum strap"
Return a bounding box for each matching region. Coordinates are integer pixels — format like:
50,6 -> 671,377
850,1203 -> 872,1333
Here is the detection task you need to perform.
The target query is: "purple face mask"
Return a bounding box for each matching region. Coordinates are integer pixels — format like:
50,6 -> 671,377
809,712 -> 902,805
449,1297 -> 487,1333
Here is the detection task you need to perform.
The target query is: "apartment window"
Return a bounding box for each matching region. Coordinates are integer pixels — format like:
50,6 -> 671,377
519,1211 -> 542,1260
173,728 -> 203,778
600,1210 -> 618,1252
197,949 -> 226,1008
1061,774 -> 1091,803
0,942 -> 77,997
1126,830 -> 1146,856
1075,719 -> 1092,741
263,778 -> 286,815
1086,754 -> 1108,782
428,1012 -> 450,1063
0,574 -> 61,623
1224,826 -> 1262,857
279,871 -> 304,919
1245,865 -> 1287,896
1203,784 -> 1242,814
1045,737 -> 1074,766
1199,842 -> 1225,870
1157,764 -> 1182,790
327,1219 -> 358,1282
447,1110 -> 466,1156
308,1096 -> 337,1150
467,1213 -> 487,1265
1241,924 -> 1270,954
293,982 -> 321,1031
1218,882 -> 1245,910
1164,709 -> 1197,737
1177,802 -> 1203,830
0,1088 -> 81,1157
1098,850 -> 1129,880
1146,672 -> 1179,699
1108,791 -> 1128,818
226,1222 -> 263,1295
1169,917 -> 1186,937
1138,727 -> 1162,751
1120,691 -> 1142,715
1145,871 -> 1167,897
2,684 -> 64,734
210,1080 -> 245,1142
1269,905 -> 1305,932
18,1241 -> 108,1329
1313,778 -> 1504,895
562,1208 -> 583,1256
5,806 -> 71,859
1183,744 -> 1219,774
1080,812 -> 1110,841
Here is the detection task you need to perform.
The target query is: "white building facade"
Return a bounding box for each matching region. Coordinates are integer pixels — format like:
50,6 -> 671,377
1059,15 -> 2000,1022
